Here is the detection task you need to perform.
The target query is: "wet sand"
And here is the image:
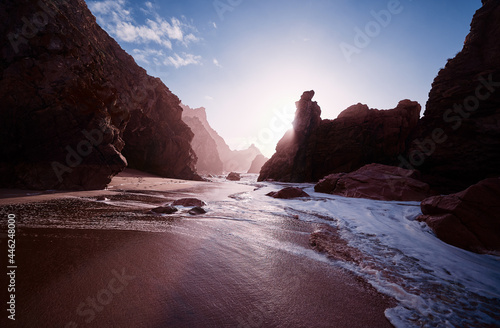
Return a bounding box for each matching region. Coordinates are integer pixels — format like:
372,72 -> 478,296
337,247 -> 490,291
0,168 -> 204,206
0,171 -> 395,327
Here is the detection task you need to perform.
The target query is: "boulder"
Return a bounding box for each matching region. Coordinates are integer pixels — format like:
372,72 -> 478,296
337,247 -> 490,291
172,198 -> 206,207
151,206 -> 178,215
0,0 -> 199,190
226,172 -> 241,181
188,206 -> 207,215
258,91 -> 420,183
314,163 -> 433,201
266,187 -> 310,199
404,1 -> 500,193
417,178 -> 500,254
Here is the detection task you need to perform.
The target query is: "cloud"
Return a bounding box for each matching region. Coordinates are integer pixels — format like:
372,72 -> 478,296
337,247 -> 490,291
205,95 -> 214,101
165,53 -> 202,68
213,58 -> 222,68
88,0 -> 201,49
132,48 -> 165,64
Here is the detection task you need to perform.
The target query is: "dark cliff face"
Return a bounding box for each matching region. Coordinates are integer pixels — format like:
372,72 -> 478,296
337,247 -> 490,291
258,91 -> 420,182
406,1 -> 500,192
0,0 -> 199,189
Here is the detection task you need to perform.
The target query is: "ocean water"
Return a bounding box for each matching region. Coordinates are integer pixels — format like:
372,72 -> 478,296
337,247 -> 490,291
236,177 -> 500,328
6,174 -> 500,327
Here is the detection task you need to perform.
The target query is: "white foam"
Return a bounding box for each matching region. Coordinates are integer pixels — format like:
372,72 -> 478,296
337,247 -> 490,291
250,183 -> 500,327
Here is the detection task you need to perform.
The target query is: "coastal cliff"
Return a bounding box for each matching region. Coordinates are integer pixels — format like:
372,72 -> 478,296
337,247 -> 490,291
0,0 -> 199,189
406,0 -> 500,193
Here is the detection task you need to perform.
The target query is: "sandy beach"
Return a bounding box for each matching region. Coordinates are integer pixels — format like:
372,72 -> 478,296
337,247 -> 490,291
0,170 -> 395,327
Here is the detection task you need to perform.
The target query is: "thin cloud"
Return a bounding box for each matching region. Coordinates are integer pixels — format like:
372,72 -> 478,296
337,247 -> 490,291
213,58 -> 222,68
165,53 -> 202,68
132,48 -> 165,64
88,0 -> 200,49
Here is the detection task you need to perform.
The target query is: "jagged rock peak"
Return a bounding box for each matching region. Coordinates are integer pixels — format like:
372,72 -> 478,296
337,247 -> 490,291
258,91 -> 420,182
292,90 -> 322,136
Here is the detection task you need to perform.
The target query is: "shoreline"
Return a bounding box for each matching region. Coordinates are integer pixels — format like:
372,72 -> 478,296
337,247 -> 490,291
0,170 -> 396,327
0,168 -> 206,205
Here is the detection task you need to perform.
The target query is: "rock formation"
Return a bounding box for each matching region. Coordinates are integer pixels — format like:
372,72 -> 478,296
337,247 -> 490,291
226,172 -> 241,181
266,187 -> 310,199
247,154 -> 269,174
227,144 -> 263,173
417,178 -> 500,254
405,0 -> 500,193
259,91 -> 420,182
181,104 -> 262,173
172,198 -> 206,207
0,0 -> 199,189
314,163 -> 434,202
258,90 -> 321,182
182,114 -> 224,175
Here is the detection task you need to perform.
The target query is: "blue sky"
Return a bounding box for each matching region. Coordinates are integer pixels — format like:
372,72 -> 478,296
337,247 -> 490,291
87,0 -> 481,157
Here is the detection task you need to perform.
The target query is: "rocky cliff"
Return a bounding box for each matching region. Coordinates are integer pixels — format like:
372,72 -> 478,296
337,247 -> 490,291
258,91 -> 420,182
182,117 -> 223,175
405,0 -> 500,193
0,0 -> 199,189
247,154 -> 269,174
181,104 -> 263,173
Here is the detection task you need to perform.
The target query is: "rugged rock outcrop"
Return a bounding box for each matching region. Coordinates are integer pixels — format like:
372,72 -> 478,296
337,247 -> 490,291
181,104 -> 263,173
259,91 -> 420,182
314,163 -> 434,202
227,144 -> 263,173
405,0 -> 500,193
182,114 -> 223,175
247,154 -> 269,174
0,0 -> 199,190
417,178 -> 500,254
258,90 -> 321,182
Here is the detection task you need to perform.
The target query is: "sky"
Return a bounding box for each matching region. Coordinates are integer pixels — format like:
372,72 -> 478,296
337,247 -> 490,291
87,0 -> 481,157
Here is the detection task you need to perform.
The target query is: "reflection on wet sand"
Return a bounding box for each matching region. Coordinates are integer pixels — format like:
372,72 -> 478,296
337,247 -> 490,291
1,177 -> 394,327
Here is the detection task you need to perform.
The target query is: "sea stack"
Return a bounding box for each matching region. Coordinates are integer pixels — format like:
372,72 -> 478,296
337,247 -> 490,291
259,91 -> 420,182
